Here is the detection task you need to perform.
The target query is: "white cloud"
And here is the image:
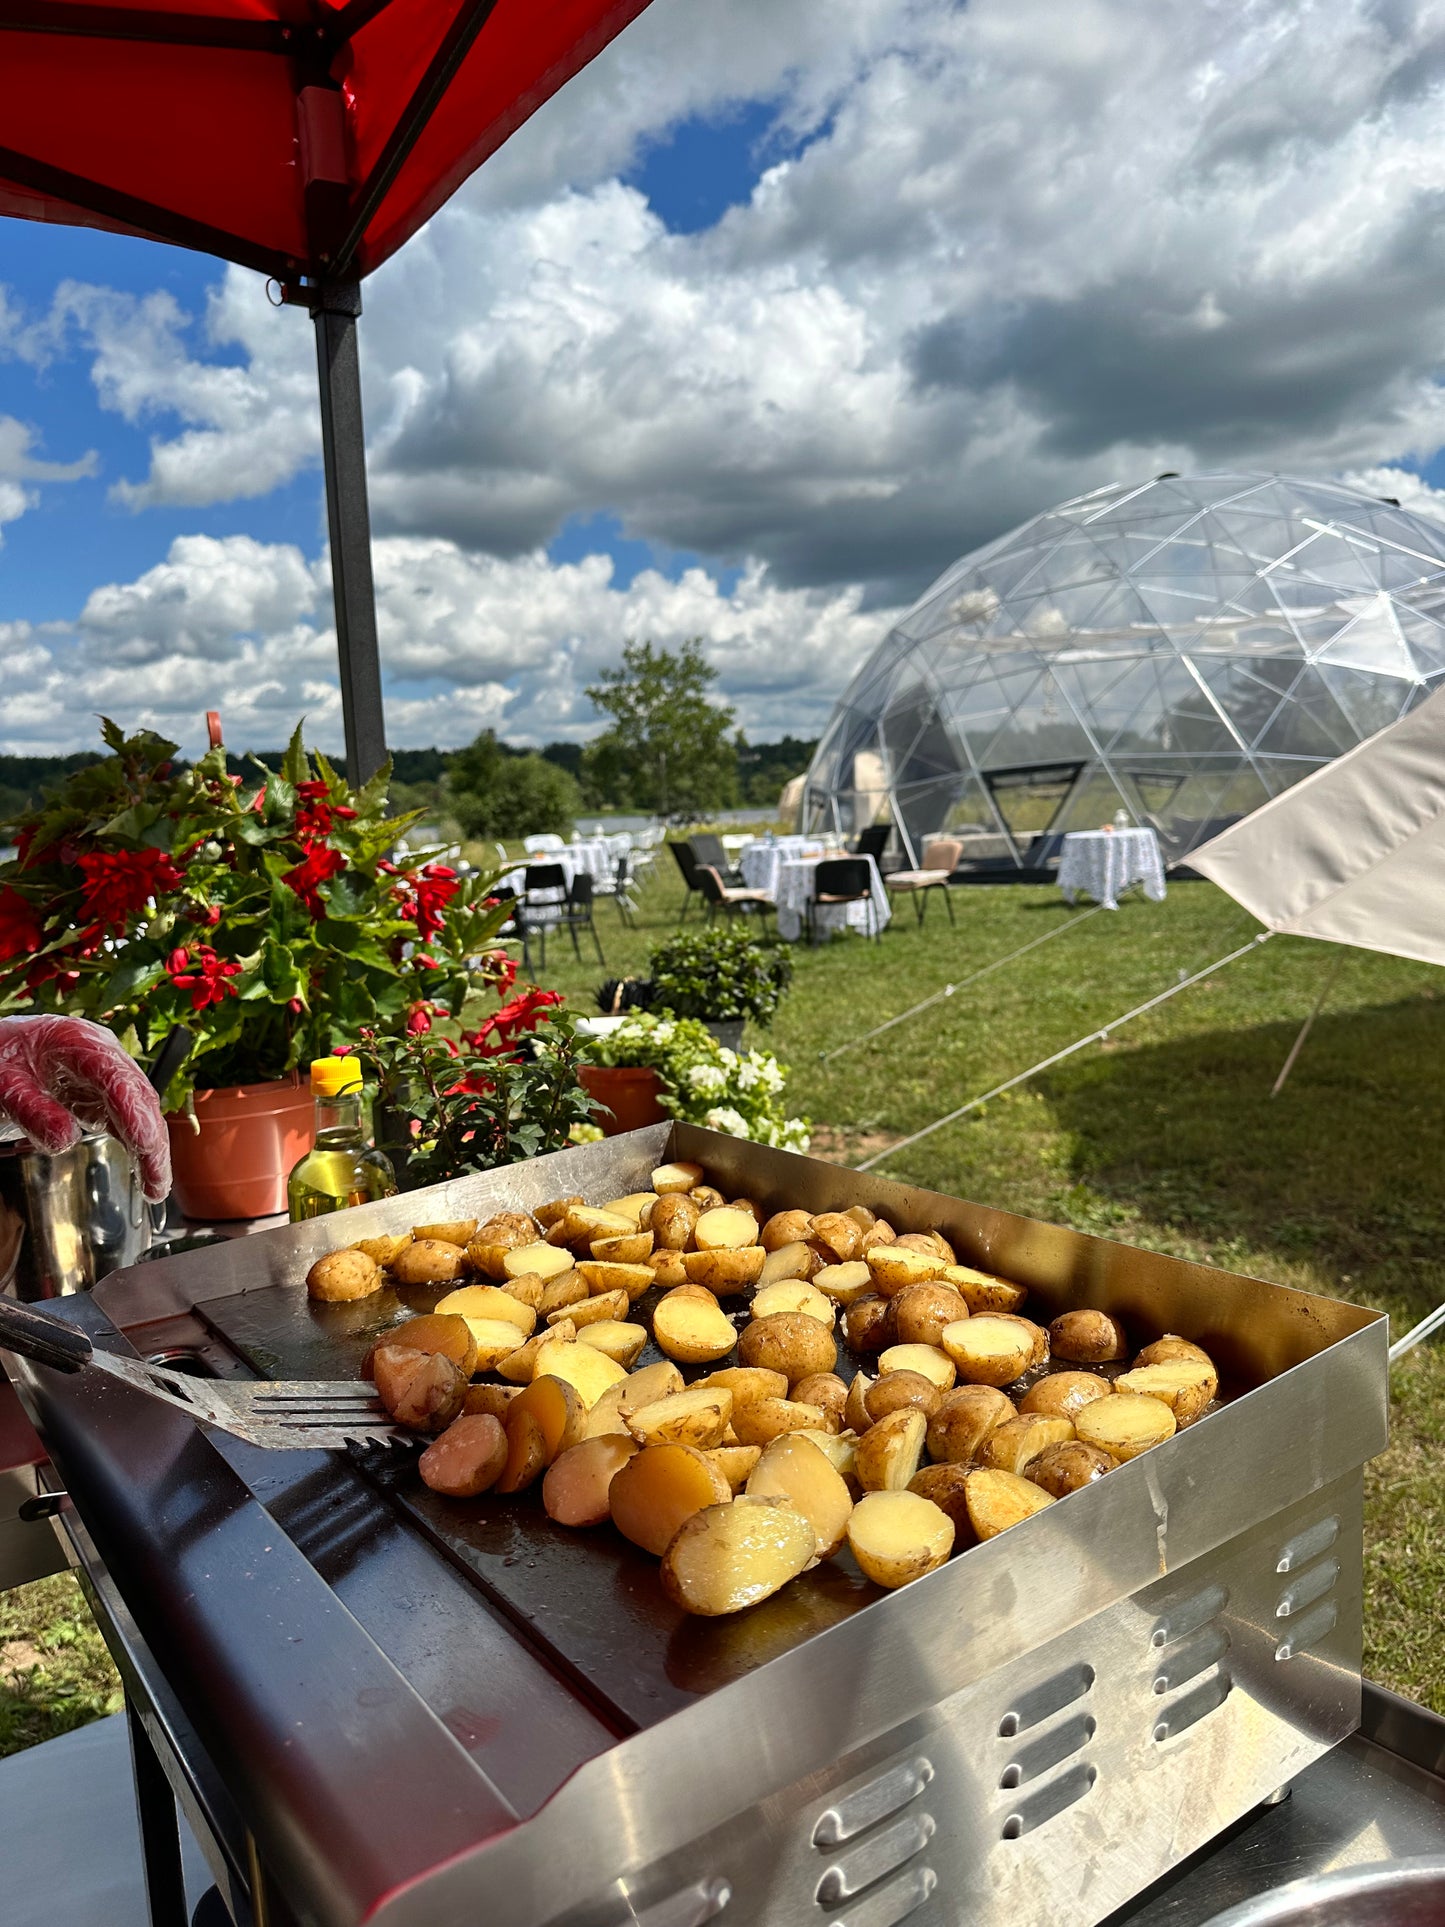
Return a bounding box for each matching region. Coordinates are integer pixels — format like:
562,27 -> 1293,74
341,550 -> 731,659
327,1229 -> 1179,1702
0,414 -> 96,542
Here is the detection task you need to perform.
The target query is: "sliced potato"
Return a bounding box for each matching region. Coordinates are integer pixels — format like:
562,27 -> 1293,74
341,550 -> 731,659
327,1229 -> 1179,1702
844,1369 -> 874,1433
579,1379 -> 632,1439
648,1250 -> 688,1288
651,1161 -> 703,1195
361,1312 -> 477,1379
751,1279 -> 835,1325
866,1244 -> 946,1295
940,1315 -> 1035,1387
1115,1360 -> 1217,1426
683,1245 -> 766,1295
577,1259 -> 655,1303
503,1374 -> 586,1459
703,1444 -> 763,1491
390,1241 -> 468,1288
578,1320 -> 649,1368
843,1203 -> 876,1232
844,1296 -> 891,1353
1019,1371 -> 1114,1422
418,1413 -> 508,1497
502,1273 -> 545,1311
941,1264 -> 1028,1315
798,1428 -> 859,1485
661,1494 -> 817,1615
791,1372 -> 848,1425
907,1463 -> 975,1540
812,1260 -> 874,1307
589,1231 -> 653,1265
1049,1309 -> 1129,1364
993,1312 -> 1049,1368
533,1194 -> 584,1230
859,1219 -> 897,1253
466,1318 -> 542,1371
653,1290 -> 739,1364
609,1443 -> 733,1556
479,1211 -> 538,1242
497,1319 -> 574,1384
372,1346 -> 464,1433
693,1207 -> 762,1252
731,1396 -> 831,1447
529,1335 -> 629,1409
864,1370 -> 941,1424
351,1232 -> 412,1269
854,1406 -> 927,1492
926,1385 -> 1017,1465
965,1467 -> 1055,1539
878,1343 -> 955,1392
728,1197 -> 766,1227
760,1209 -> 813,1252
504,1241 -> 574,1282
618,1360 -> 686,1411
746,1434 -> 853,1559
557,1205 -> 636,1247
889,1282 -> 970,1348
434,1283 -> 536,1337
1027,1440 -> 1118,1497
758,1240 -> 821,1287
542,1434 -> 638,1525
554,1288 -> 630,1330
1075,1391 -> 1177,1460
463,1382 -> 521,1421
895,1230 -> 955,1264
848,1490 -> 953,1588
738,1312 -> 837,1384
651,1195 -> 701,1251
688,1183 -> 723,1210
808,1212 -> 862,1263
598,1193 -> 655,1225
1134,1333 -> 1215,1372
495,1408 -> 552,1494
411,1218 -> 477,1247
694,1366 -> 788,1407
979,1414 -> 1076,1475
625,1386 -> 733,1450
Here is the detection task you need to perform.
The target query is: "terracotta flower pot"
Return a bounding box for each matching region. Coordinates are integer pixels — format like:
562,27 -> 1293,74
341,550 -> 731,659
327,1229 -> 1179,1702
166,1073 -> 314,1221
578,1064 -> 667,1136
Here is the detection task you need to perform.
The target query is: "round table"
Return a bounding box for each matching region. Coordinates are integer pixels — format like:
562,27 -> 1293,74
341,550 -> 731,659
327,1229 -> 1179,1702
1057,828 -> 1166,910
774,854 -> 890,942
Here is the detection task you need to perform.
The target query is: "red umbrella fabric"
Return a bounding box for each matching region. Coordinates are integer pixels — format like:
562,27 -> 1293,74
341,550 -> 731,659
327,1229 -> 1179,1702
0,0 -> 652,284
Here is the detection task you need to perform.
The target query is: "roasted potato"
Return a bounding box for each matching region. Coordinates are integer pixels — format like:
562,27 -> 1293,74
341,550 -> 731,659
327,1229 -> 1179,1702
894,1229 -> 955,1265
1115,1359 -> 1217,1425
553,1288 -> 630,1329
878,1343 -> 955,1392
372,1345 -> 465,1433
703,1444 -> 763,1492
600,1194 -> 657,1227
1049,1309 -> 1128,1364
411,1219 -> 478,1248
497,1321 -> 575,1384
866,1244 -> 946,1295
728,1197 -> 766,1228
731,1396 -> 831,1447
494,1409 -> 553,1495
609,1443 -> 733,1556
588,1231 -> 653,1266
651,1194 -> 702,1251
760,1208 -> 813,1251
844,1370 -> 874,1433
847,1490 -> 953,1589
693,1206 -> 762,1252
361,1312 -> 477,1378
965,1468 -> 1055,1539
1075,1391 -> 1176,1460
859,1219 -> 897,1254
940,1315 -> 1036,1387
503,1241 -> 574,1283
462,1382 -> 521,1419
863,1370 -> 941,1424
844,1296 -> 892,1353
434,1283 -> 536,1337
618,1360 -> 687,1411
751,1279 -> 835,1325
652,1161 -> 703,1195
502,1273 -> 545,1311
979,1414 -> 1075,1476
811,1260 -> 874,1307
652,1289 -> 738,1364
926,1385 -> 1017,1465
1019,1371 -> 1113,1422
992,1312 -> 1049,1368
351,1232 -> 412,1268
542,1434 -> 638,1525
907,1464 -> 975,1540
306,1248 -> 382,1301
853,1406 -> 927,1491
1134,1333 -> 1215,1372
556,1205 -> 636,1248
758,1240 -> 822,1287
791,1372 -> 849,1425
798,1428 -> 859,1485
1026,1440 -> 1118,1497
738,1312 -> 838,1384
661,1495 -> 817,1615
648,1250 -> 689,1288
625,1386 -> 733,1450
843,1204 -> 876,1232
578,1320 -> 649,1368
683,1245 -> 766,1295
533,1195 -> 583,1230
529,1334 -> 629,1409
690,1184 -> 726,1212
809,1212 -> 863,1264
889,1282 -> 970,1348
419,1414 -> 508,1497
746,1433 -> 853,1559
940,1264 -> 1028,1315
539,1270 -> 589,1315
579,1378 -> 632,1439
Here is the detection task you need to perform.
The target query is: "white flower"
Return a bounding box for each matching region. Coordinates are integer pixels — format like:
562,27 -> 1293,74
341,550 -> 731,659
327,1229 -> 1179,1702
718,1047 -> 738,1069
704,1105 -> 750,1139
652,1022 -> 675,1045
688,1063 -> 727,1093
736,1059 -> 760,1090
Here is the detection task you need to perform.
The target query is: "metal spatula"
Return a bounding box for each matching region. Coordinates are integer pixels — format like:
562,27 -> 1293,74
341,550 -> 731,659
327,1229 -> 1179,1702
0,1296 -> 412,1451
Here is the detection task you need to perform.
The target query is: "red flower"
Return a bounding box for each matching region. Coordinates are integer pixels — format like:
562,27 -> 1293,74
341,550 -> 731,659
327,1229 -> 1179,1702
166,942 -> 241,1013
466,986 -> 562,1056
399,862 -> 460,940
405,1002 -> 434,1035
0,887 -> 44,962
78,848 -> 185,933
282,845 -> 346,917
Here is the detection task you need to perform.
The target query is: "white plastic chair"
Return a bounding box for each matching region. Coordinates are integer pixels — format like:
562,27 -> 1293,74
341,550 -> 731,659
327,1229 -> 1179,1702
523,833 -> 566,855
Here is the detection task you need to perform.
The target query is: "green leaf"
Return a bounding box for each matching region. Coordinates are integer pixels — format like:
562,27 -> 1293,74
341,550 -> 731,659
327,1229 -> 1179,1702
281,722 -> 310,788
103,956 -> 166,1004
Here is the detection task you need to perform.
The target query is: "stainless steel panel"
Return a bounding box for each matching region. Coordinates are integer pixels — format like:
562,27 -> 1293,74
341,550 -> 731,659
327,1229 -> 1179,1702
1200,1856 -> 1445,1926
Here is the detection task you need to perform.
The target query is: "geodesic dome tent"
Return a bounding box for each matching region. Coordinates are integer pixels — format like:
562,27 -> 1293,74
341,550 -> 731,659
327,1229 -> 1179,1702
803,474 -> 1445,872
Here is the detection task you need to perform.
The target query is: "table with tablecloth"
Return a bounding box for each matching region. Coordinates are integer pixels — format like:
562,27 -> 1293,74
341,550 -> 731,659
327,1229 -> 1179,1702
774,854 -> 890,942
1057,828 -> 1167,910
738,838 -> 828,897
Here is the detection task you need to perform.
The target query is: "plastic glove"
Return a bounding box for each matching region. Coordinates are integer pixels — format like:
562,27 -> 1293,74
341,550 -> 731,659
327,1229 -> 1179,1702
0,1015 -> 171,1202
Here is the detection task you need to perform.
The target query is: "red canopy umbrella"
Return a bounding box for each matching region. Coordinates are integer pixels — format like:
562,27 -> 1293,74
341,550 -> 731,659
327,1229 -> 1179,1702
0,0 -> 656,775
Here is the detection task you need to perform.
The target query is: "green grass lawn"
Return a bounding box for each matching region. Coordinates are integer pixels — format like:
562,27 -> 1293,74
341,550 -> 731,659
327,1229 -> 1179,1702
4,852 -> 1441,1758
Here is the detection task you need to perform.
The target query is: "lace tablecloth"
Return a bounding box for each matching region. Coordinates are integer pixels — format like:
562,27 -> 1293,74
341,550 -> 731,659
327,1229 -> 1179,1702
775,855 -> 890,942
1057,828 -> 1166,910
739,838 -> 827,896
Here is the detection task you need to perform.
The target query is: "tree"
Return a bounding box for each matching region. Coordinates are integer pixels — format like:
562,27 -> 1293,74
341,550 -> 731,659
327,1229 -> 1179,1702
583,639 -> 738,816
444,730 -> 579,841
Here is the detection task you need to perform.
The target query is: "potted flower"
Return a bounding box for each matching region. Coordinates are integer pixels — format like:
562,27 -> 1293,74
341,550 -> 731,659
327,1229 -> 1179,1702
0,721 -> 510,1218
584,1011 -> 809,1148
636,928 -> 794,1051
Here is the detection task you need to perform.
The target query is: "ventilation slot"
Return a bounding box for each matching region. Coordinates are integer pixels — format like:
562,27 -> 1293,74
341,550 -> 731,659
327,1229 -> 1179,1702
1276,1558 -> 1340,1620
628,1876 -> 731,1927
1276,1515 -> 1340,1574
1000,1763 -> 1097,1840
998,1713 -> 1095,1790
1153,1671 -> 1231,1742
996,1663 -> 1095,1738
1153,1624 -> 1230,1695
819,1863 -> 936,1927
1150,1583 -> 1228,1650
1275,1600 -> 1338,1664
815,1813 -> 935,1908
813,1757 -> 934,1849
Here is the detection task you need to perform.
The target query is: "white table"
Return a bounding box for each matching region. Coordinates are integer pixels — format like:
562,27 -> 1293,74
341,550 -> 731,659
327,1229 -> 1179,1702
739,838 -> 827,897
1057,828 -> 1166,910
775,854 -> 890,942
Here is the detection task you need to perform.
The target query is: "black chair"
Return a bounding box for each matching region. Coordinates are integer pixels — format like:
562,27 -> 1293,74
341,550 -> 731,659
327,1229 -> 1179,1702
668,839 -> 705,922
521,862 -> 568,969
559,871 -> 607,965
696,865 -> 774,927
488,882 -> 532,974
689,832 -> 743,884
853,823 -> 891,865
613,851 -> 638,929
807,857 -> 880,942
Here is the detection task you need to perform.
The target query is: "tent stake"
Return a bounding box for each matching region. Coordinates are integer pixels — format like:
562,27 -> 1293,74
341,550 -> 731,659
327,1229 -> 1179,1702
313,279 -> 387,784
1270,952 -> 1345,1098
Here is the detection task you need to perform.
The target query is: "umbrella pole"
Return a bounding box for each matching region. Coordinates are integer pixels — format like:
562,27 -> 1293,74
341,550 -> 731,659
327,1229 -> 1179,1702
313,280 -> 387,784
1269,951 -> 1345,1099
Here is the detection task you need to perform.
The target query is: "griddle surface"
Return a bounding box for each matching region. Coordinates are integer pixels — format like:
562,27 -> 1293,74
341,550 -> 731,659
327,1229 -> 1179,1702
198,1279 -> 876,1731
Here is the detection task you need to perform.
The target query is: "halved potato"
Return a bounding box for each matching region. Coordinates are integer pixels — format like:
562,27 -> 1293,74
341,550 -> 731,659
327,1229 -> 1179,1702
728,1197 -> 766,1228
751,1279 -> 835,1325
940,1316 -> 1036,1387
388,1241 -> 465,1288
746,1434 -> 853,1559
844,1370 -> 874,1433
703,1444 -> 762,1492
1075,1391 -> 1176,1460
351,1232 -> 412,1269
650,1195 -> 701,1251
965,1467 -> 1055,1539
683,1246 -> 766,1295
529,1335 -> 629,1409
1019,1371 -> 1113,1423
497,1319 -> 575,1384
878,1343 -> 955,1392
1049,1309 -> 1129,1364
844,1297 -> 891,1353
462,1381 -> 521,1419
808,1212 -> 862,1263
618,1360 -> 686,1411
843,1204 -> 876,1232
863,1370 -> 941,1424
557,1206 -> 637,1248
979,1414 -> 1075,1475
539,1271 -> 589,1316
992,1312 -> 1049,1368
760,1209 -> 813,1252
812,1260 -> 874,1307
609,1443 -> 733,1556
1134,1333 -> 1216,1372
652,1161 -> 703,1195
542,1434 -> 638,1525
418,1412 -> 509,1497
467,1318 -> 541,1371
1027,1440 -> 1118,1497
371,1346 -> 465,1433
553,1288 -> 630,1329
411,1218 -> 477,1248
866,1245 -> 946,1295
926,1385 -> 1017,1465
502,1273 -> 545,1310
694,1366 -> 788,1407
791,1372 -> 849,1426
504,1241 -> 574,1282
895,1230 -> 955,1264
602,1192 -> 660,1224
577,1259 -> 656,1303
853,1406 -> 927,1492
589,1231 -> 653,1265
738,1312 -> 837,1384
648,1250 -> 688,1288
1115,1360 -> 1217,1426
941,1264 -> 1028,1315
889,1282 -> 970,1347
360,1312 -> 477,1379
495,1407 -> 552,1494
653,1290 -> 738,1364
693,1206 -> 761,1252
907,1463 -> 975,1539
731,1396 -> 830,1447
533,1194 -> 584,1230
579,1378 -> 632,1439
859,1219 -> 897,1254
847,1490 -> 953,1588
578,1320 -> 649,1368
758,1241 -> 821,1287
625,1386 -> 734,1450
434,1283 -> 536,1337
660,1495 -> 817,1614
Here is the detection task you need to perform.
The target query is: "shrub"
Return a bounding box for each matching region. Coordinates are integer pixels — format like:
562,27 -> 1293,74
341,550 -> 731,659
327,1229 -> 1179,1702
646,927 -> 793,1025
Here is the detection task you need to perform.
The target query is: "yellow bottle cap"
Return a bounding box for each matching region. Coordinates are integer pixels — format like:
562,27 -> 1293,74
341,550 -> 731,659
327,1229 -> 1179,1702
311,1056 -> 363,1097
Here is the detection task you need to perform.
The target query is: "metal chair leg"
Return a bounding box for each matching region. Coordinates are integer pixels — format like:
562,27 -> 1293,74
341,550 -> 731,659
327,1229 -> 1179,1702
942,885 -> 956,927
590,917 -> 606,967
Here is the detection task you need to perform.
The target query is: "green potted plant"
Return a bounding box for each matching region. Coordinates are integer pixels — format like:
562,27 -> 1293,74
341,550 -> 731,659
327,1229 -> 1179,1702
0,721 -> 510,1218
643,928 -> 793,1051
584,1011 -> 808,1147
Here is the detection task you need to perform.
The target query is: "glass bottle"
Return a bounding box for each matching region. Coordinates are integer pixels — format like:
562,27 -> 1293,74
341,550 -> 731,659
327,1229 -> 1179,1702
287,1057 -> 398,1222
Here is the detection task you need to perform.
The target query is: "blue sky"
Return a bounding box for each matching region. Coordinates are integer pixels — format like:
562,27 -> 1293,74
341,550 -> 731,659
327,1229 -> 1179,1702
6,0 -> 1445,759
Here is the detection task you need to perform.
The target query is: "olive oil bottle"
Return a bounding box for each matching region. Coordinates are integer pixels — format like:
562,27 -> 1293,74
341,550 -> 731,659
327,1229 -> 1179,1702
286,1057 -> 398,1221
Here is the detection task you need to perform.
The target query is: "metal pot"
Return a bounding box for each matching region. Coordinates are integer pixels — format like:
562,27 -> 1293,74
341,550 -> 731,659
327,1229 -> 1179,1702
0,1132 -> 151,1300
1203,1857 -> 1445,1926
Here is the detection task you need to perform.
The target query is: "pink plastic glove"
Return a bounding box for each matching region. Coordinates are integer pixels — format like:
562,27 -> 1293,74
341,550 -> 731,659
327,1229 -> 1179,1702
0,1016 -> 171,1203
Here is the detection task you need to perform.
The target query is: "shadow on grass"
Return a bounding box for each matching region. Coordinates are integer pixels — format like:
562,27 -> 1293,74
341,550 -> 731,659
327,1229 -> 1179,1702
1039,992 -> 1445,1322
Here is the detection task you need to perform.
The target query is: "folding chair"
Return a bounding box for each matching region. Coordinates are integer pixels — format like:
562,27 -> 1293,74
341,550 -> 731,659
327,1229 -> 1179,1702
668,839 -> 705,923
559,872 -> 606,965
886,837 -> 962,927
808,857 -> 880,942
